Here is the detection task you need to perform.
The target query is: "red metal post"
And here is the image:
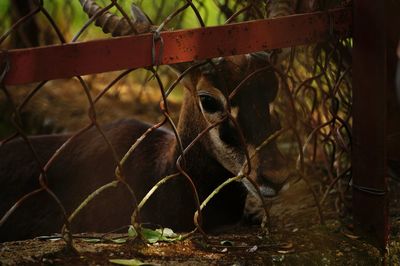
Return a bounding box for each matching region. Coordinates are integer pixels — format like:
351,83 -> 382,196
352,1 -> 389,248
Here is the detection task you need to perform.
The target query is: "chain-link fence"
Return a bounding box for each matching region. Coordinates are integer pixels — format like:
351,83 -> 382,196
0,0 -> 352,249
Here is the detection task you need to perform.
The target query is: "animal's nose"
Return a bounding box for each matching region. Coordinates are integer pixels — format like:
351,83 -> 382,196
256,145 -> 289,197
257,177 -> 285,197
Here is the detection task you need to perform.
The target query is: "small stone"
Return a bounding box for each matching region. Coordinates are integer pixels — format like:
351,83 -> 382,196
247,245 -> 258,253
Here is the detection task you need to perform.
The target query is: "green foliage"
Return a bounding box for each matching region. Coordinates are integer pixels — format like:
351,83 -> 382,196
0,0 -> 226,44
0,1 -> 10,34
129,226 -> 182,244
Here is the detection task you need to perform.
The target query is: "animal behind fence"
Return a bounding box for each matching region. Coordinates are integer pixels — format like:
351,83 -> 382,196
0,1 -> 289,242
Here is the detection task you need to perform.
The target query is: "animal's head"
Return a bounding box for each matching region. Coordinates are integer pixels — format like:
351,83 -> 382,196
79,0 -> 289,197
173,54 -> 288,197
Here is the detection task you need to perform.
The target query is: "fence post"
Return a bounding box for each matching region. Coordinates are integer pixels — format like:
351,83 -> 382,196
352,0 -> 389,248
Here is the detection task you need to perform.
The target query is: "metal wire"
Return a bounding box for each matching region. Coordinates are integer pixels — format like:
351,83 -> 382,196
0,0 -> 352,248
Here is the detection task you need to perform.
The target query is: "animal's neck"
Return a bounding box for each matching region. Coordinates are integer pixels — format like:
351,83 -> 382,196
175,91 -> 204,148
170,92 -> 232,189
163,93 -> 246,230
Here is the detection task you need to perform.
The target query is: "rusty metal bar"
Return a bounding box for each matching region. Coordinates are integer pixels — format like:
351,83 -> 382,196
1,8 -> 351,86
352,1 -> 389,248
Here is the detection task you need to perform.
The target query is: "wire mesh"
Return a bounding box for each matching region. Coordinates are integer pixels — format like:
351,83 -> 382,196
0,0 -> 352,249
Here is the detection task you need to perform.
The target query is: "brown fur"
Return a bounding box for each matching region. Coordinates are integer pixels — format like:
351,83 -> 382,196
0,55 -> 287,242
0,119 -> 246,241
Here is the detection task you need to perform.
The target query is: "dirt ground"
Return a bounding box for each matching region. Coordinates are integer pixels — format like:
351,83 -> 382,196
0,179 -> 398,266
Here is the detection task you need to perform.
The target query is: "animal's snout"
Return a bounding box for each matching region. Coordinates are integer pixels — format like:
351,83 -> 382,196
242,168 -> 289,199
257,177 -> 285,198
255,147 -> 289,198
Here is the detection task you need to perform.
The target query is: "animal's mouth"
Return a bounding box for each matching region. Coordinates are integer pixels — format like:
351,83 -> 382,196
241,174 -> 289,199
241,177 -> 282,198
258,184 -> 278,197
257,179 -> 284,198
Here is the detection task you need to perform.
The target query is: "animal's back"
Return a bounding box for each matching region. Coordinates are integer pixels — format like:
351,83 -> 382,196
0,119 -> 175,241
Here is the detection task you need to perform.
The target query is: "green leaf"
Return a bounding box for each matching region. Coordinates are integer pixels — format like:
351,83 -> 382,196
111,237 -> 128,244
128,225 -> 138,238
140,227 -> 182,244
109,258 -> 145,266
141,228 -> 163,244
156,228 -> 177,238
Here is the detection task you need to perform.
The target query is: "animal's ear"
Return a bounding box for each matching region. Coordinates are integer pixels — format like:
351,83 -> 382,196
168,62 -> 198,91
248,52 -> 279,103
260,70 -> 279,103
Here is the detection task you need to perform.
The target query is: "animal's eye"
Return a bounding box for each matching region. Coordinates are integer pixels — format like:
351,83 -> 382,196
199,94 -> 223,113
